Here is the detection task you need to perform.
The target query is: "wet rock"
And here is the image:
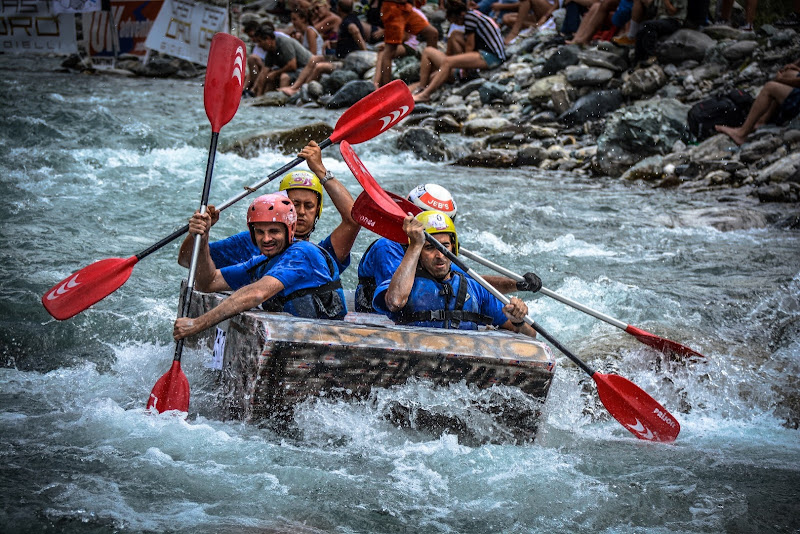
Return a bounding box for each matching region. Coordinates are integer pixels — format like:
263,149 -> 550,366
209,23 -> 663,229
621,65 -> 667,98
222,121 -> 333,158
565,65 -> 615,86
342,51 -> 377,77
559,90 -> 623,126
321,69 -> 359,95
541,45 -> 580,76
325,80 -> 374,108
395,56 -> 422,84
250,91 -> 289,107
419,114 -> 462,134
578,48 -> 628,72
722,40 -> 758,62
455,149 -> 517,167
663,207 -> 770,231
463,117 -> 514,136
397,127 -> 449,162
516,145 -> 546,166
621,155 -> 666,181
754,151 -> 800,184
757,183 -> 800,202
739,136 -> 784,164
479,81 -> 509,104
657,29 -> 716,64
528,74 -> 568,102
595,98 -> 691,176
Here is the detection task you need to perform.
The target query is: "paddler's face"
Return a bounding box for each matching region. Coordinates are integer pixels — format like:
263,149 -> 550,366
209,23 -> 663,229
251,222 -> 288,257
287,188 -> 319,237
418,233 -> 452,279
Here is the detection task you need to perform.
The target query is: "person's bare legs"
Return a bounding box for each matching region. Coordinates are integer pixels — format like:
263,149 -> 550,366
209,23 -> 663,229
418,24 -> 439,48
414,51 -> 487,102
447,29 -> 465,55
244,55 -> 265,92
715,81 -> 795,145
281,55 -> 324,95
566,0 -> 616,44
504,0 -> 529,43
376,42 -> 400,87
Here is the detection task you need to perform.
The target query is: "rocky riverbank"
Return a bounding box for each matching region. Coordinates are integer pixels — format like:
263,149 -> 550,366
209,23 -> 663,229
63,12 -> 800,224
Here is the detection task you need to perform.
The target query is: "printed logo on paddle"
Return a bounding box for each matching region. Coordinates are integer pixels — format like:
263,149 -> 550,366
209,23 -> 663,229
46,273 -> 81,301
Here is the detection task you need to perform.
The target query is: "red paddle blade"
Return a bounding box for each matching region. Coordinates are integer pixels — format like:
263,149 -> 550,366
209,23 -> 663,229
352,190 -> 422,242
625,325 -> 706,360
41,256 -> 138,320
146,360 -> 190,413
594,372 -> 680,442
341,141 -> 407,217
204,33 -> 246,133
331,80 -> 414,144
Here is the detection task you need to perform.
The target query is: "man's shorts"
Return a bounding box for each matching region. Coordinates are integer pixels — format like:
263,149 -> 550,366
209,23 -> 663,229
479,50 -> 503,69
775,87 -> 800,125
611,0 -> 633,28
382,1 -> 429,45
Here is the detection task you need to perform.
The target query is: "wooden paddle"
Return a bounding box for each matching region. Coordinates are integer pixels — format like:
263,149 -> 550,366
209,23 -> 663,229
342,142 -> 681,443
145,33 -> 246,413
41,79 -> 414,321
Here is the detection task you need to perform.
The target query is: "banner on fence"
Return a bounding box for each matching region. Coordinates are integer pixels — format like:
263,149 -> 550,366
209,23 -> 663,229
143,0 -> 228,65
83,0 -> 163,56
0,0 -> 78,54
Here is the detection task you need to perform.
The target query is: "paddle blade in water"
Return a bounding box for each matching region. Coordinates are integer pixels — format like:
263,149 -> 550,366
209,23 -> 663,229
594,372 -> 680,442
625,325 -> 706,360
330,80 -> 413,144
42,256 -> 138,320
147,361 -> 190,413
204,33 -> 246,132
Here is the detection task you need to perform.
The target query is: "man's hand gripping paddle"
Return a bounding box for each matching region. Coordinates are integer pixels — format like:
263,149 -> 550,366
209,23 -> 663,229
342,141 -> 680,443
41,80 -> 414,321
145,33 -> 246,414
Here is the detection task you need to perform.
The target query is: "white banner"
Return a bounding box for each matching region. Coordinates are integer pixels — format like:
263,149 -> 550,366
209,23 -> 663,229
143,0 -> 228,65
52,0 -> 101,14
0,0 -> 78,54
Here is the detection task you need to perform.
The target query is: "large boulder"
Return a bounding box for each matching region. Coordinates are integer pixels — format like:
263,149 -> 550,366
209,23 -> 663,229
656,29 -> 716,64
621,65 -> 667,98
221,121 -> 334,158
565,65 -> 615,86
321,69 -> 359,95
595,98 -> 691,176
455,149 -> 517,167
342,51 -> 378,77
541,45 -> 580,76
397,127 -> 449,162
528,74 -> 567,102
462,117 -> 514,136
558,90 -> 623,126
325,80 -> 374,108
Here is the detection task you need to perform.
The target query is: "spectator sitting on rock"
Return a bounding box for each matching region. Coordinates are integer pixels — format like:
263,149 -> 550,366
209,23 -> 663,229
561,0 -> 605,41
411,0 -> 506,102
281,0 -> 367,96
242,15 -> 268,97
629,0 -> 686,68
716,61 -> 800,145
310,0 -> 342,53
251,23 -> 313,95
290,6 -> 325,55
501,0 -> 563,44
375,0 -> 439,87
564,0 -> 620,45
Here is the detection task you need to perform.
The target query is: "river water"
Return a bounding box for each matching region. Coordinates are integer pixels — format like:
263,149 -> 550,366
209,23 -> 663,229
1,55 -> 799,533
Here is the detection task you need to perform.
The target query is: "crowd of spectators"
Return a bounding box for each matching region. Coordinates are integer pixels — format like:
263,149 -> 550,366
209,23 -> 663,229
238,0 -> 800,136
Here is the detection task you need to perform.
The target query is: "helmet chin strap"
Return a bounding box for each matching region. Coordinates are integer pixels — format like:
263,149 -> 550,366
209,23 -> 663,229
295,217 -> 318,241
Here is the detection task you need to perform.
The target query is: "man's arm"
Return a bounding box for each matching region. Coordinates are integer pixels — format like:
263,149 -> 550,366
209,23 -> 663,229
498,295 -> 537,338
179,210 -> 229,294
174,275 -> 284,340
384,215 -> 425,312
299,141 -> 360,264
178,205 -> 219,268
465,32 -> 476,53
349,22 -> 367,51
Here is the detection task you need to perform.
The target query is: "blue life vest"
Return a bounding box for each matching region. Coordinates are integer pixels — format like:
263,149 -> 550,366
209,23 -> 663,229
396,270 -> 494,330
245,243 -> 346,320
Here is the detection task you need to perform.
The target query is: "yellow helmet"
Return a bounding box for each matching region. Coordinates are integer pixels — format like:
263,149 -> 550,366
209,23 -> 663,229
279,170 -> 323,219
415,210 -> 459,255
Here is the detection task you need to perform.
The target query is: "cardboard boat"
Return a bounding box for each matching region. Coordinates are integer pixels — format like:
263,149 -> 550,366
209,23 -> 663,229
185,290 -> 557,443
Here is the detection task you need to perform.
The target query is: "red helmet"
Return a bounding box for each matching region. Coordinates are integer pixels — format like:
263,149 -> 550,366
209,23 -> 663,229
407,184 -> 457,220
247,193 -> 297,245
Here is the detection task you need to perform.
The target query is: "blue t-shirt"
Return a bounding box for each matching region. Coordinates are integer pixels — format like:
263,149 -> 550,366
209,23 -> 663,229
356,238 -> 406,290
210,230 -> 350,274
372,270 -> 507,329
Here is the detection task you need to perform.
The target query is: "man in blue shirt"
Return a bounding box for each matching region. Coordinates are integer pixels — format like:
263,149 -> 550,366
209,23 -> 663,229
373,210 -> 536,337
355,183 -> 541,312
173,193 -> 346,341
178,140 -> 359,276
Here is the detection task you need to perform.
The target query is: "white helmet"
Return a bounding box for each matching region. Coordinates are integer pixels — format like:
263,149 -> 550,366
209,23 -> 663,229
407,184 -> 457,220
